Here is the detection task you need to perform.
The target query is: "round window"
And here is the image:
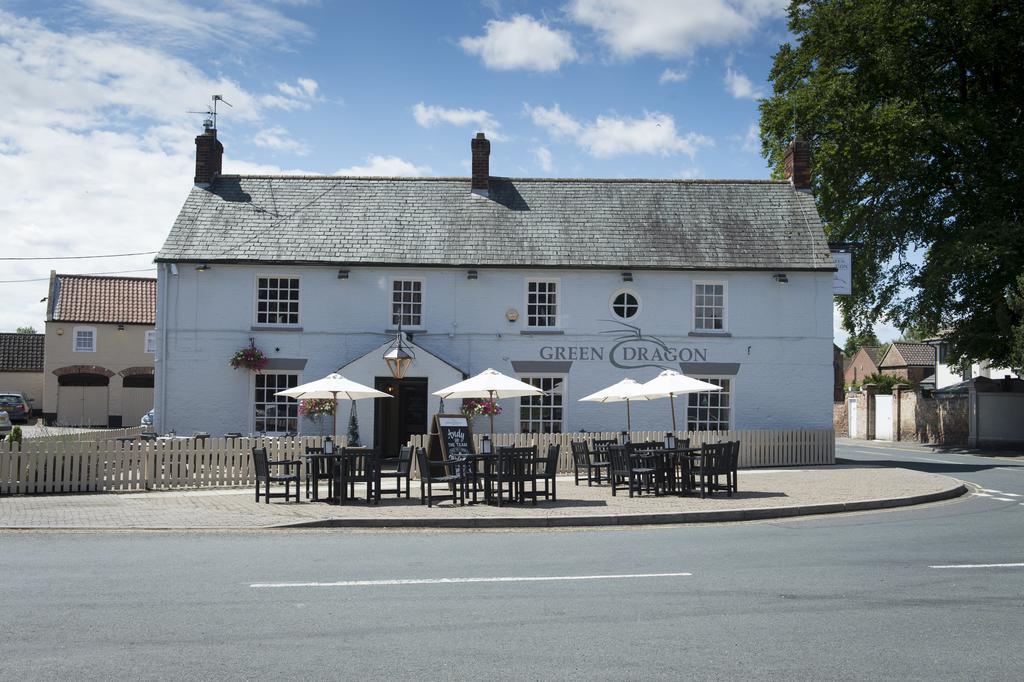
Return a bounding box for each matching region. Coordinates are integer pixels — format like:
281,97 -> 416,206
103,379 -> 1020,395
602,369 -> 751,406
611,291 -> 639,319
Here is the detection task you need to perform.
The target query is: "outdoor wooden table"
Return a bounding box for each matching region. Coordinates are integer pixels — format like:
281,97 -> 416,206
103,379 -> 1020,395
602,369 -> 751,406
324,449 -> 379,505
302,453 -> 344,502
636,448 -> 701,495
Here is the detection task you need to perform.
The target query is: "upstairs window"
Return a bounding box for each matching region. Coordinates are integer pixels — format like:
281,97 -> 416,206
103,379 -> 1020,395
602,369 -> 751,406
526,279 -> 559,328
391,280 -> 423,327
694,282 -> 726,331
611,291 -> 640,319
144,330 -> 156,354
256,277 -> 300,326
73,327 -> 96,353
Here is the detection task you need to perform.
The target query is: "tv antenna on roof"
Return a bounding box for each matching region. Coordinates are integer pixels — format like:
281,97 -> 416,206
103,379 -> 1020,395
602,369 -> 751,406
188,94 -> 233,131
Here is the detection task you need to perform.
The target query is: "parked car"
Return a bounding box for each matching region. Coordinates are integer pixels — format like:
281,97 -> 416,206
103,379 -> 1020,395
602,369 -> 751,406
0,410 -> 11,439
0,393 -> 31,423
141,408 -> 155,428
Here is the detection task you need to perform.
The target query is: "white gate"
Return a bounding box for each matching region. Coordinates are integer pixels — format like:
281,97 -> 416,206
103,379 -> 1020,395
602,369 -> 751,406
848,397 -> 858,438
874,394 -> 893,440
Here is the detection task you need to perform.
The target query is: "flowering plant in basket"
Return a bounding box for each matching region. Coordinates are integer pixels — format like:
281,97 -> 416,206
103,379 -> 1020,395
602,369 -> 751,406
461,398 -> 502,418
299,399 -> 335,418
229,346 -> 268,372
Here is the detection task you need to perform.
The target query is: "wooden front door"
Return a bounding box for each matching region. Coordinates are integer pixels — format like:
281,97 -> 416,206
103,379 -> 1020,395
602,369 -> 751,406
374,377 -> 429,457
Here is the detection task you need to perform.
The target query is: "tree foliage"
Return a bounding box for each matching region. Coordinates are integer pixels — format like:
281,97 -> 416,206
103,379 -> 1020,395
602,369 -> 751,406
761,0 -> 1024,371
842,328 -> 880,357
15,326 -> 36,334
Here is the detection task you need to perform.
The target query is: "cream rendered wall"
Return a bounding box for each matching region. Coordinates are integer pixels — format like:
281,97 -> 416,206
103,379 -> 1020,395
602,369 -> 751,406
43,322 -> 155,425
0,371 -> 43,415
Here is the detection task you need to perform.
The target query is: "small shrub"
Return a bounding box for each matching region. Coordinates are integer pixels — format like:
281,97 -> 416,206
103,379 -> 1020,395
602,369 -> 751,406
10,426 -> 22,444
860,373 -> 912,394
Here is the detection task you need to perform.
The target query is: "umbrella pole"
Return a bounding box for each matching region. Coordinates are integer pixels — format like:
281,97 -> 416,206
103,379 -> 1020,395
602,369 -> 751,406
670,393 -> 677,432
488,389 -> 496,443
332,391 -> 338,443
626,399 -> 632,432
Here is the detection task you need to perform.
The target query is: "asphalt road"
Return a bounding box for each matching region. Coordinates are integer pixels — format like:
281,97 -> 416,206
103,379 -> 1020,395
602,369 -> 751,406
2,440 -> 1022,680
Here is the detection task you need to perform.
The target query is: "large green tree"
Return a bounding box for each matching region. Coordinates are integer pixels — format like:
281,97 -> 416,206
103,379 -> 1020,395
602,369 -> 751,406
760,0 -> 1024,370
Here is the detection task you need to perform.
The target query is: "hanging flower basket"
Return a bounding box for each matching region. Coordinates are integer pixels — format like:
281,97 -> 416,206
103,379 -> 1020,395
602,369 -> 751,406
298,399 -> 336,418
461,398 -> 502,418
229,345 -> 269,372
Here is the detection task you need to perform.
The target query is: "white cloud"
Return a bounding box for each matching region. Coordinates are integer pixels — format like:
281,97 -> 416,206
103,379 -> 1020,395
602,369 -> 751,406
260,78 -> 322,111
523,103 -> 581,138
659,68 -> 688,84
252,126 -> 310,154
724,67 -> 763,99
568,0 -> 787,58
412,102 -> 504,140
533,146 -> 554,172
459,14 -> 577,71
82,0 -> 312,47
525,104 -> 712,159
0,10 -> 317,330
336,155 -> 433,176
742,122 -> 760,153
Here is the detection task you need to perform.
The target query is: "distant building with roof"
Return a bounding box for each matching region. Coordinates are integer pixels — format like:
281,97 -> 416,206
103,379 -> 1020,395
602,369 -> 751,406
844,346 -> 882,386
43,272 -> 156,426
154,128 -> 836,451
878,342 -> 936,385
0,332 -> 45,415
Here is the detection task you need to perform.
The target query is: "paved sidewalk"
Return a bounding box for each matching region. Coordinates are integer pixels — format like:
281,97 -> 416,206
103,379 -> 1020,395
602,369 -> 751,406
0,465 -> 965,530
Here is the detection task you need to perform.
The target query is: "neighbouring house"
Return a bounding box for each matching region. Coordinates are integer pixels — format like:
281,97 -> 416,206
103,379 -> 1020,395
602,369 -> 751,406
844,346 -> 882,386
43,272 -> 156,427
832,344 -> 845,402
927,338 -> 1020,389
0,332 -> 44,415
878,342 -> 935,385
153,127 -> 836,452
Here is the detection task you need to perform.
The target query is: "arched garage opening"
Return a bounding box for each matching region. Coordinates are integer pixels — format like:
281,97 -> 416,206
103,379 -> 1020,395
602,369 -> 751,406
121,373 -> 155,427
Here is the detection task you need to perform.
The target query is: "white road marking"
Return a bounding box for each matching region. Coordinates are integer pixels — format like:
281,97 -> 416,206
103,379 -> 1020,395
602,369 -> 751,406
930,563 -> 1024,569
973,493 -> 993,497
999,492 -> 1021,497
251,572 -> 693,588
980,489 -> 1003,493
992,497 -> 1016,502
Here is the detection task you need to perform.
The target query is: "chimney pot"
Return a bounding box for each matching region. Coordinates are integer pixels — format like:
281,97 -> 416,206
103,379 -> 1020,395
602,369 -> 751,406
194,128 -> 224,187
784,138 -> 811,191
471,132 -> 490,197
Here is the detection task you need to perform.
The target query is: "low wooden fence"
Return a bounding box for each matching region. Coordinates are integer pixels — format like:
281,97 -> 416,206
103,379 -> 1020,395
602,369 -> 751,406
1,429 -> 833,495
21,426 -> 144,443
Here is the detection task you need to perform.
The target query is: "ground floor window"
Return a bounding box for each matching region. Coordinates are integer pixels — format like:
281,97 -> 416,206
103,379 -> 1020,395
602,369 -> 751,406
518,376 -> 564,434
687,378 -> 731,431
254,372 -> 299,434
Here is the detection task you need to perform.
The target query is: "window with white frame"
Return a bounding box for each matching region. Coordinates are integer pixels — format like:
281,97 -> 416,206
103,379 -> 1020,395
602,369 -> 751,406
73,326 -> 96,352
391,279 -> 423,327
693,282 -> 726,331
526,280 -> 559,328
518,376 -> 564,434
611,290 -> 640,319
144,330 -> 156,354
687,378 -> 731,431
256,277 -> 300,325
254,372 -> 299,434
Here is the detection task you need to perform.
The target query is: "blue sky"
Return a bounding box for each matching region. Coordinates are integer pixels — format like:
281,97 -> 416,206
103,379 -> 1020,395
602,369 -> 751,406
0,0 -> 887,342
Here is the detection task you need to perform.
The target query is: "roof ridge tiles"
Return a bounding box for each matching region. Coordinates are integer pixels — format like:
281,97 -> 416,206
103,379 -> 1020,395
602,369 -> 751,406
214,174 -> 790,185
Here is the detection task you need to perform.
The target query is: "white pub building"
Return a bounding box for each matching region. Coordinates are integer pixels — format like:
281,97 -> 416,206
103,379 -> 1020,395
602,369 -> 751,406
154,128 -> 835,454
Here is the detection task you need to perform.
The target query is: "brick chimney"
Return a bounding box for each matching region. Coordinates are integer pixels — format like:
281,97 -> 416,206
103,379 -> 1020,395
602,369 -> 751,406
471,132 -> 490,197
194,126 -> 224,187
783,138 -> 811,191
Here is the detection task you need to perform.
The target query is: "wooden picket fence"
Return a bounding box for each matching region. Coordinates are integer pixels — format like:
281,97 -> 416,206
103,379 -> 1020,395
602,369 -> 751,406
21,426 -> 145,443
1,429 -> 832,495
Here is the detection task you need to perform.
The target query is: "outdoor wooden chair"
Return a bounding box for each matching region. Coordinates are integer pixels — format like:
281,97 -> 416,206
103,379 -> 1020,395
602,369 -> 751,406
252,446 -> 302,503
378,445 -> 413,499
489,446 -> 536,505
536,443 -> 561,501
608,444 -> 656,498
591,439 -> 617,455
416,447 -> 463,507
304,446 -> 331,500
339,448 -> 380,505
571,440 -> 609,486
693,442 -> 734,498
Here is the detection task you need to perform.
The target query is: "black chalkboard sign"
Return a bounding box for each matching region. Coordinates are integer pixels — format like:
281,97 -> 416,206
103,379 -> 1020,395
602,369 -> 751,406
427,414 -> 475,462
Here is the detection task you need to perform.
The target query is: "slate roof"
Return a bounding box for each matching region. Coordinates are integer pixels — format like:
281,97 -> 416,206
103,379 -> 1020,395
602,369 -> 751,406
881,342 -> 935,368
156,176 -> 834,271
0,333 -> 44,372
49,274 -> 156,325
861,346 -> 882,365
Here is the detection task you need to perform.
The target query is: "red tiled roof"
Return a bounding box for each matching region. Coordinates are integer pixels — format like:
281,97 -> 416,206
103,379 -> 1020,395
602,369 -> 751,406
52,275 -> 156,324
881,342 -> 935,368
0,333 -> 44,372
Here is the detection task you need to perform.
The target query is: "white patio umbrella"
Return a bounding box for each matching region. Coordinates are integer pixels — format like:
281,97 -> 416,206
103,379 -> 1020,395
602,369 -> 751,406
276,373 -> 392,440
579,378 -> 658,432
432,368 -> 543,441
638,370 -> 723,432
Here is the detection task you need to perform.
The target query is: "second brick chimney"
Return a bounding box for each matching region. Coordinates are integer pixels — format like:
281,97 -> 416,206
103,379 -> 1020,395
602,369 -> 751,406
471,132 -> 490,197
783,138 -> 811,191
194,126 -> 224,187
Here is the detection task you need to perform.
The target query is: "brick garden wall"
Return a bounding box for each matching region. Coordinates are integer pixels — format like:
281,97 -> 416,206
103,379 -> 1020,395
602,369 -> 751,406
896,391 -> 968,445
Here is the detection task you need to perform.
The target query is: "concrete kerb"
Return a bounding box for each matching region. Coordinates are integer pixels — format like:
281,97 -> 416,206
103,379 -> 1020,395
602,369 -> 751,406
273,482 -> 969,530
